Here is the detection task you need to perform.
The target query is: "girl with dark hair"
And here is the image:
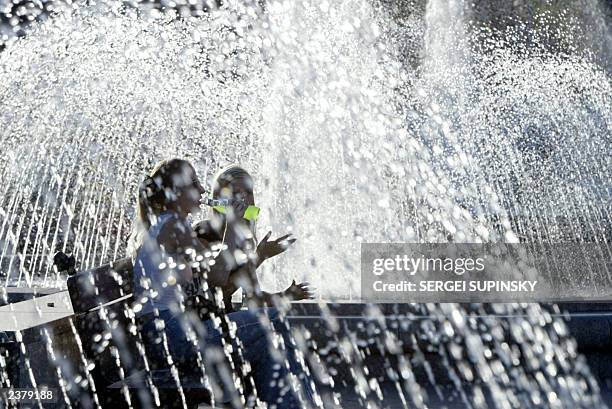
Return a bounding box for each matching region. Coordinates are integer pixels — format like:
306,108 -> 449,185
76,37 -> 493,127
194,165 -> 319,406
196,164 -> 314,308
129,158 -> 215,314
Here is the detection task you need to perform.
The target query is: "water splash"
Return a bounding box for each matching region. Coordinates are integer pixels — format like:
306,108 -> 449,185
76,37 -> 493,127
0,0 -> 610,293
0,0 -> 510,294
0,1 -> 610,407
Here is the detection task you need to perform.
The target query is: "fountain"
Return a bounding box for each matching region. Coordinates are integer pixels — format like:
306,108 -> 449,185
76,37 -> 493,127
0,0 -> 610,407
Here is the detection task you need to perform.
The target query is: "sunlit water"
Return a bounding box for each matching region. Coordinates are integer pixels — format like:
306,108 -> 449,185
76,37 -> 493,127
0,0 -> 610,407
0,0 -> 609,293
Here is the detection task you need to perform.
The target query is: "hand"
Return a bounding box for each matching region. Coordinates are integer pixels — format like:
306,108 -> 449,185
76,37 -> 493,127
257,231 -> 296,263
232,200 -> 249,219
283,280 -> 315,301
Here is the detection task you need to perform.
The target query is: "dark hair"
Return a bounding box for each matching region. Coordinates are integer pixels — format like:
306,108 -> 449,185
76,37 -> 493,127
212,165 -> 252,199
137,158 -> 195,230
128,158 -> 196,256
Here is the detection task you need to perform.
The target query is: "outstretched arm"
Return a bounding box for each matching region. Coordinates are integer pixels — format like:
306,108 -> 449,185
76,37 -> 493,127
200,226 -> 314,304
255,232 -> 315,302
256,231 -> 296,267
223,264 -> 315,305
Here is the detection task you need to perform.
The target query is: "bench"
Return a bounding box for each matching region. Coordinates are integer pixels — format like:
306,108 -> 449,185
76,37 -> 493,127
62,253 -> 213,408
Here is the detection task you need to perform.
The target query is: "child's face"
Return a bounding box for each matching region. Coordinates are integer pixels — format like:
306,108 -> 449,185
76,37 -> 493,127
175,165 -> 205,214
220,177 -> 255,219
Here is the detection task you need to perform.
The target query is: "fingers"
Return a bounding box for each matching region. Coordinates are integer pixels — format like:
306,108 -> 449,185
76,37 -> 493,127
279,237 -> 297,249
234,201 -> 248,216
292,289 -> 314,301
302,289 -> 315,299
296,282 -> 316,299
282,281 -> 316,301
274,234 -> 293,242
